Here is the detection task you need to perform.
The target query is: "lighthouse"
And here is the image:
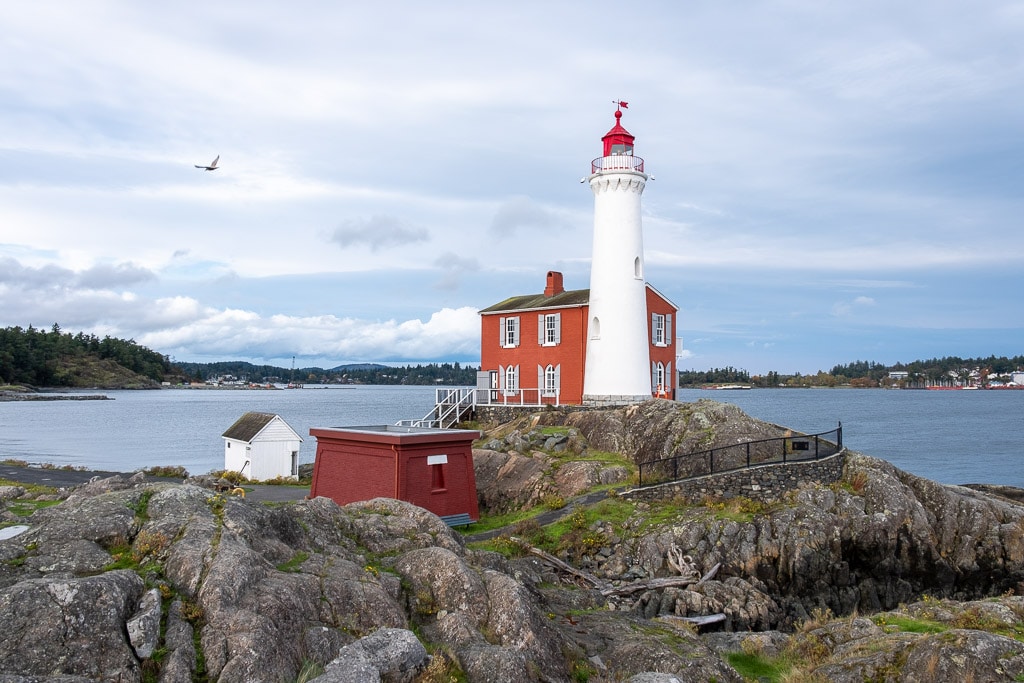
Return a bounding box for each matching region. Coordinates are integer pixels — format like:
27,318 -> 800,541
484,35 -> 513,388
582,102 -> 654,405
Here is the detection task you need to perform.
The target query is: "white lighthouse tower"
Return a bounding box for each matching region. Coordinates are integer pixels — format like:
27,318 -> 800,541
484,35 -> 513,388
583,102 -> 653,406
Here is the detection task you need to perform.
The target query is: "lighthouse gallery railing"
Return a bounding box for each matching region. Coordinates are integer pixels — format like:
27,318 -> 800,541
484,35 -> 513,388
592,155 -> 645,174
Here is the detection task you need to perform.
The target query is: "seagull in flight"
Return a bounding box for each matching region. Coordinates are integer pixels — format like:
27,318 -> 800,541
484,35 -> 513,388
195,155 -> 219,171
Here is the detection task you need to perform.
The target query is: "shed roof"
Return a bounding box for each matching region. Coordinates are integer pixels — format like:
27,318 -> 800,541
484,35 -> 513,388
222,412 -> 301,443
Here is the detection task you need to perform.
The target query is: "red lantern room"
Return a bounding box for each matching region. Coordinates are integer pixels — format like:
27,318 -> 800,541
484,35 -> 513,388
602,104 -> 635,157
593,101 -> 644,173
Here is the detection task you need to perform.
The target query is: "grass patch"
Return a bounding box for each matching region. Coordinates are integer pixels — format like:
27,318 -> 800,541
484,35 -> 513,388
456,505 -> 539,534
0,478 -> 59,497
133,489 -> 155,521
295,660 -> 325,683
725,651 -> 792,681
569,449 -> 633,467
5,499 -> 61,516
872,613 -> 948,634
276,551 -> 309,573
701,495 -> 770,523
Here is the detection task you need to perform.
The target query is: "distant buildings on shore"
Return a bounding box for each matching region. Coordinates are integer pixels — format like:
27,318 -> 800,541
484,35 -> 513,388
887,368 -> 1024,389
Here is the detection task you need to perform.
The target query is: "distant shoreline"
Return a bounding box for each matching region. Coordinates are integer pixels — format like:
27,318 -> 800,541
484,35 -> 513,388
0,391 -> 111,402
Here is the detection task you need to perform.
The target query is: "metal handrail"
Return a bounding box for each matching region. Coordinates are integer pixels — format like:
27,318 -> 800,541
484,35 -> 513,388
638,422 -> 843,487
396,384 -> 566,429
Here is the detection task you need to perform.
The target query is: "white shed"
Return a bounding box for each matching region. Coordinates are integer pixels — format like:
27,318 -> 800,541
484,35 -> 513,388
221,412 -> 303,481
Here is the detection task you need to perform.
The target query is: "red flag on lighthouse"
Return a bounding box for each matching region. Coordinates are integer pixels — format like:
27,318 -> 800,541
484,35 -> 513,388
619,101 -> 629,108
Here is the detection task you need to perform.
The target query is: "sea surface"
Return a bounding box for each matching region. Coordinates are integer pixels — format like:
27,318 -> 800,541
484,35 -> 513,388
1,386 -> 1021,487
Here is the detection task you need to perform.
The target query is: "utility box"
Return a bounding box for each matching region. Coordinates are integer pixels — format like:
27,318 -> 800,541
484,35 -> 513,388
309,425 -> 481,524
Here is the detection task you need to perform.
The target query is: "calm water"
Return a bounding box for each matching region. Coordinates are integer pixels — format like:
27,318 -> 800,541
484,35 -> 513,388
0,386 -> 1021,487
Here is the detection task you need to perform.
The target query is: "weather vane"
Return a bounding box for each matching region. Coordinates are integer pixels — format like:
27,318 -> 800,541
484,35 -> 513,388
613,100 -> 629,111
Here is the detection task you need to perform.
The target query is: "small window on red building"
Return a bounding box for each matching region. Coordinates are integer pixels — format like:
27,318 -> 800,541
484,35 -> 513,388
428,454 -> 448,492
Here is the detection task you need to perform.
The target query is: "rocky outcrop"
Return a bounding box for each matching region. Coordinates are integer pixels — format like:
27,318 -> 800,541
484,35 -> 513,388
3,400 -> 1024,681
0,474 -> 741,682
472,421 -> 630,514
537,398 -> 789,465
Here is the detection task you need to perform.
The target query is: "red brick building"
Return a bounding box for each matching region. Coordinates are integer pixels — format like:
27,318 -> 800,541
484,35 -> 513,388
479,270 -> 677,405
308,425 -> 481,523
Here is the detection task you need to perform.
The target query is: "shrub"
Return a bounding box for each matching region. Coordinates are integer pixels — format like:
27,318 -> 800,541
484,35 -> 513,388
142,465 -> 189,479
131,530 -> 169,563
541,493 -> 566,510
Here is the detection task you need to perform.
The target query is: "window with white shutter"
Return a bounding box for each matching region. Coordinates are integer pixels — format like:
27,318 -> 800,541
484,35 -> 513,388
502,316 -> 520,348
541,313 -> 561,346
652,313 -> 666,346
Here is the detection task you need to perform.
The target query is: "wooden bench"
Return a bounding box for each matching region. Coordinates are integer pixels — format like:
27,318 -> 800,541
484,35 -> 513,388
440,513 -> 474,527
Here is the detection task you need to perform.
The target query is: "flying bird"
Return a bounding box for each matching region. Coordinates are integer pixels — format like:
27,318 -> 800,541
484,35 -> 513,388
195,155 -> 220,171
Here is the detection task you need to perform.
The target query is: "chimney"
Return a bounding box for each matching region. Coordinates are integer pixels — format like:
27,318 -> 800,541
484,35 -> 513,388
544,271 -> 564,297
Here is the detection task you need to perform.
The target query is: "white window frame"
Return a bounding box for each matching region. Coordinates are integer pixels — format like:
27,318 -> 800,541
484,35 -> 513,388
652,313 -> 666,346
543,363 -> 560,397
504,364 -> 519,394
652,361 -> 666,393
538,312 -> 561,346
500,316 -> 520,348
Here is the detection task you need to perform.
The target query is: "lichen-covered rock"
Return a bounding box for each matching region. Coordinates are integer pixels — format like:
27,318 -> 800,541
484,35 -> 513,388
127,587 -> 162,659
471,449 -> 552,513
312,628 -> 428,683
543,399 -> 786,465
0,570 -> 145,681
0,485 -> 25,501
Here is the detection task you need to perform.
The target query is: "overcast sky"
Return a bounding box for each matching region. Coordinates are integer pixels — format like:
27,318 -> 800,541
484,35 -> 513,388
2,2 -> 1022,375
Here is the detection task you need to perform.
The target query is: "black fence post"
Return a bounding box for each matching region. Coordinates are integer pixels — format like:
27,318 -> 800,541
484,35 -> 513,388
838,421 -> 843,448
746,442 -> 751,468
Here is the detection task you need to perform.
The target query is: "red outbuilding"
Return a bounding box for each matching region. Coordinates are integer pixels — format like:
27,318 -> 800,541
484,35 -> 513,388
308,425 -> 481,524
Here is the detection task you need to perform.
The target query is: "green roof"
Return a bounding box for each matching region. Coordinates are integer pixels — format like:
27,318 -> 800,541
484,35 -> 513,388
479,288 -> 590,314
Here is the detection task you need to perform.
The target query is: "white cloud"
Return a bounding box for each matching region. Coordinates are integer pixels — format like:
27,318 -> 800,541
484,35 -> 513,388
489,196 -> 570,238
832,296 -> 877,318
328,216 -> 430,251
139,306 -> 480,363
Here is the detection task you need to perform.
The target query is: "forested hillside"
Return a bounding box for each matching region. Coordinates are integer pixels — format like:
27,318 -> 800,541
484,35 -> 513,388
0,325 -> 176,387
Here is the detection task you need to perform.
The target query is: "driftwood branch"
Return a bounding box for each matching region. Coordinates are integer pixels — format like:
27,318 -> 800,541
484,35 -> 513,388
511,537 -> 607,589
666,544 -> 700,581
658,613 -> 727,628
600,575 -> 696,597
599,562 -> 720,598
698,562 -> 721,584
511,537 -> 723,603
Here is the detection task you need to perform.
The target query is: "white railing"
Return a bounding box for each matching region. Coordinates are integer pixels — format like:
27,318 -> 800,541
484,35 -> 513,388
591,155 -> 645,173
395,385 -> 562,429
473,387 -> 561,407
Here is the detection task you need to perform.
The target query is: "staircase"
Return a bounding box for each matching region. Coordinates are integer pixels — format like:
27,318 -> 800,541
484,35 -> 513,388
396,387 -> 476,429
